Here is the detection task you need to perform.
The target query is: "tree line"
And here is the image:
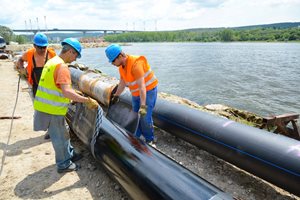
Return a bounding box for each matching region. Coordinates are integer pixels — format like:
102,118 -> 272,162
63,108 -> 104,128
104,27 -> 300,42
0,25 -> 28,44
1,25 -> 300,44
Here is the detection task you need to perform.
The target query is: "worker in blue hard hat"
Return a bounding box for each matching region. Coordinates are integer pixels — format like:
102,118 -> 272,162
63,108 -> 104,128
16,32 -> 56,140
33,38 -> 99,173
105,44 -> 158,147
17,32 -> 56,97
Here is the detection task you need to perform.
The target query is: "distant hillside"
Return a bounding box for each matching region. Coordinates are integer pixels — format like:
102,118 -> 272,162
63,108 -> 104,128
183,22 -> 300,32
233,22 -> 300,30
104,22 -> 300,42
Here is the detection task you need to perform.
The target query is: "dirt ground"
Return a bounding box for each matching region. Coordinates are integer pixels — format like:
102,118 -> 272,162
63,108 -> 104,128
0,59 -> 127,200
0,58 -> 299,200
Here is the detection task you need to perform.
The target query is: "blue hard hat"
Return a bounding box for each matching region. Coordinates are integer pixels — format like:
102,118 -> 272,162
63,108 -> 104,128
33,32 -> 48,47
105,44 -> 122,63
61,38 -> 82,58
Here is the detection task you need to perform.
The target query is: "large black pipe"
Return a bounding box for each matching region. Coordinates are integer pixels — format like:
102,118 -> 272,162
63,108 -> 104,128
69,67 -> 300,196
66,103 -> 233,200
115,92 -> 300,196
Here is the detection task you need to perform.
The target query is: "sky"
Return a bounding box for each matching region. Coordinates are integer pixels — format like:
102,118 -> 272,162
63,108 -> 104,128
1,0 -> 300,31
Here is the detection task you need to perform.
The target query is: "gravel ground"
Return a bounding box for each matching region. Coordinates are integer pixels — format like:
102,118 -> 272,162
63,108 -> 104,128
153,129 -> 299,200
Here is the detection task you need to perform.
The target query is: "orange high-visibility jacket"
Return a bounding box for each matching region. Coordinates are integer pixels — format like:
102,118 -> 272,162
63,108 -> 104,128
119,55 -> 158,97
26,48 -> 56,85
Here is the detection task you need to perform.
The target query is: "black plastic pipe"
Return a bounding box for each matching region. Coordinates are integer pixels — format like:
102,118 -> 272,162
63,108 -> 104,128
66,103 -> 233,200
114,92 -> 300,196
69,67 -> 300,196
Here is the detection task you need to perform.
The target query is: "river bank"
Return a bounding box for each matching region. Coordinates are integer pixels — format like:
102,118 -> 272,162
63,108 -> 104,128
0,57 -> 299,199
5,42 -> 110,53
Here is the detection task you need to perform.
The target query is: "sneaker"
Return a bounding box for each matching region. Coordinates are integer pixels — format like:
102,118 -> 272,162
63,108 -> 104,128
147,141 -> 156,148
44,133 -> 50,140
57,163 -> 80,173
71,152 -> 83,162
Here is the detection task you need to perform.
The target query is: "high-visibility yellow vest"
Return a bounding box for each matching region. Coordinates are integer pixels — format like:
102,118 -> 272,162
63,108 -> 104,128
34,56 -> 70,115
119,55 -> 158,97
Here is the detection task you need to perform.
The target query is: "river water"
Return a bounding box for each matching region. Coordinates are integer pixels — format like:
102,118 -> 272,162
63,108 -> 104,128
78,42 -> 300,117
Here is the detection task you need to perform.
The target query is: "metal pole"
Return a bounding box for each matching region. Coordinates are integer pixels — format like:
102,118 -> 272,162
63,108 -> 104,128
44,16 -> 48,33
36,17 -> 40,31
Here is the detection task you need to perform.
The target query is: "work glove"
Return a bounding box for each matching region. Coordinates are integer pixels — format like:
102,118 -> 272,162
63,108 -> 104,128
18,68 -> 27,77
139,105 -> 147,117
86,97 -> 99,109
75,89 -> 83,95
111,95 -> 119,105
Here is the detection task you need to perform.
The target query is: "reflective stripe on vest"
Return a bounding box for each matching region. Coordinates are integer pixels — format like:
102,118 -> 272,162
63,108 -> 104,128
33,56 -> 70,115
37,85 -> 65,97
35,96 -> 69,107
130,74 -> 158,93
126,69 -> 152,86
119,55 -> 158,96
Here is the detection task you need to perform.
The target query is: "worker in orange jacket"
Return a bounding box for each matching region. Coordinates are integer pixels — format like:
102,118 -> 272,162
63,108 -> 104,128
105,44 -> 158,146
17,32 -> 56,97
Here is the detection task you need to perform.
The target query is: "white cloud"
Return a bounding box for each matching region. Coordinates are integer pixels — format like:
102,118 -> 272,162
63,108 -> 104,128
209,0 -> 300,27
1,0 -> 299,31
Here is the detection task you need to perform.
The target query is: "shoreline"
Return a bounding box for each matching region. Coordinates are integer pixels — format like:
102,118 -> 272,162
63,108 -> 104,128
5,40 -> 300,53
5,42 -> 110,53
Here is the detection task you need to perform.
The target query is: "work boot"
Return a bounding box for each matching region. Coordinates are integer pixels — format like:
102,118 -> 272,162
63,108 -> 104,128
57,163 -> 80,173
44,133 -> 50,140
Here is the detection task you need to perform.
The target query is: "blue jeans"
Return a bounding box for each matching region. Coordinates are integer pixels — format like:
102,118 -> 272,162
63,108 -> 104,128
47,115 -> 74,170
132,87 -> 157,142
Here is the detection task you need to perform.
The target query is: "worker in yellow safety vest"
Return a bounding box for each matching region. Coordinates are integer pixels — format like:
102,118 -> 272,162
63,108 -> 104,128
33,38 -> 98,173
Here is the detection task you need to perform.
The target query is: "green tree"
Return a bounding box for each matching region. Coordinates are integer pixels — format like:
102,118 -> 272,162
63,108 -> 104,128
103,26 -> 300,43
219,29 -> 234,41
0,25 -> 13,43
13,35 -> 28,44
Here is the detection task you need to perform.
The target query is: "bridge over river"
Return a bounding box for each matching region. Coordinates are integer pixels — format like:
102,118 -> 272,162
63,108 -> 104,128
13,28 -> 137,35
